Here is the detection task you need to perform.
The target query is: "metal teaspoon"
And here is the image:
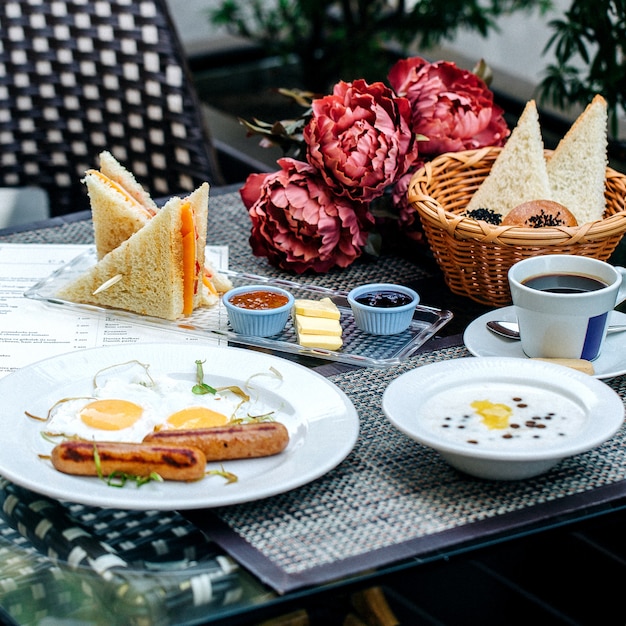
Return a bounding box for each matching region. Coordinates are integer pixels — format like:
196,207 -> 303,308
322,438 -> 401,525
487,320 -> 626,340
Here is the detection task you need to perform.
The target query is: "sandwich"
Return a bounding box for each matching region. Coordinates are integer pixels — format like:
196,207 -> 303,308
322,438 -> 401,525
78,151 -> 232,312
57,183 -> 211,321
86,151 -> 159,259
464,99 -> 551,218
546,94 -> 608,224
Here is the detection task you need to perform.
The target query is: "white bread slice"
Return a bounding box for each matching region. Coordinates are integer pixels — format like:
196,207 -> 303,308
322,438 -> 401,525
57,185 -> 209,320
86,151 -> 160,260
85,170 -> 154,260
99,151 -> 158,213
546,94 -> 608,224
465,100 -> 551,217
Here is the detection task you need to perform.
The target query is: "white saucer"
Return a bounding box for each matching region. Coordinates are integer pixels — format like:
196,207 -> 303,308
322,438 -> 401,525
464,306 -> 626,380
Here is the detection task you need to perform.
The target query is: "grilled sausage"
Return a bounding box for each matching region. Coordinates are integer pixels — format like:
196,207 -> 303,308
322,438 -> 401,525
142,422 -> 289,461
51,441 -> 207,481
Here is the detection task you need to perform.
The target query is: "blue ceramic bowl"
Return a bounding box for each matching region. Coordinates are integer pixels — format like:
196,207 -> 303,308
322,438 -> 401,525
223,285 -> 295,337
348,283 -> 419,335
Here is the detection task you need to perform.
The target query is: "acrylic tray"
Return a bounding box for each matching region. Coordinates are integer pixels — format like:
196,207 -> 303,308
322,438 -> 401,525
24,248 -> 453,368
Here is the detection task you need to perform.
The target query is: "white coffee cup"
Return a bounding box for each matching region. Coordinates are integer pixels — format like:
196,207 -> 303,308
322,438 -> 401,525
508,255 -> 626,360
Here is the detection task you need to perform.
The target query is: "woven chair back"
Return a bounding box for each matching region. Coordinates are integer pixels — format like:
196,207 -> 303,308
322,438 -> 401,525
0,0 -> 224,217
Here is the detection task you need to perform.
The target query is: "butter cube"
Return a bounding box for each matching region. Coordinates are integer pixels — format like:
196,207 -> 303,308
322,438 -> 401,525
295,315 -> 342,336
294,297 -> 340,320
293,298 -> 343,350
297,333 -> 343,350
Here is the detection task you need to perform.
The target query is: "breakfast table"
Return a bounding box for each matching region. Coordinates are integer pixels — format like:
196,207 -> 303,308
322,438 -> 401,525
1,184 -> 626,625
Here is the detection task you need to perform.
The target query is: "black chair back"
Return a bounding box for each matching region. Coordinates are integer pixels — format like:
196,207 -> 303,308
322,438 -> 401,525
0,0 -> 224,216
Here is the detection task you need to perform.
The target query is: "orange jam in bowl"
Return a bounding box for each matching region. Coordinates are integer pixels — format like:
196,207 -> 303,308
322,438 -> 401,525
223,285 -> 295,337
229,290 -> 290,310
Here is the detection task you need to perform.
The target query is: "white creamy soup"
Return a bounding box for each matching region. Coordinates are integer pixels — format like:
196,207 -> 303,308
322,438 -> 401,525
420,383 -> 587,450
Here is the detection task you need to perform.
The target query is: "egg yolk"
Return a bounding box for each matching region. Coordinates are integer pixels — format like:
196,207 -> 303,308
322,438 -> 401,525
79,399 -> 144,431
471,399 -> 512,429
166,407 -> 229,430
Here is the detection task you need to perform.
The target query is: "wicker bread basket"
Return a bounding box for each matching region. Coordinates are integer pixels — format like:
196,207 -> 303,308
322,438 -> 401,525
407,147 -> 626,307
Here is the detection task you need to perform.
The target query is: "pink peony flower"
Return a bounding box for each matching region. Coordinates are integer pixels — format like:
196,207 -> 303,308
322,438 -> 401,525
391,166 -> 426,244
303,79 -> 420,204
392,165 -> 421,225
240,158 -> 374,274
388,57 -> 509,156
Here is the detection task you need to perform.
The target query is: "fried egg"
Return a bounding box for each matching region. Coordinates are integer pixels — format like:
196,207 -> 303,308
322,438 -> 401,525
45,374 -> 243,443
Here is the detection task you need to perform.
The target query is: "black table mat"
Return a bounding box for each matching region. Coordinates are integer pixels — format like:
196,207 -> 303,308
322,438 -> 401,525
187,343 -> 626,594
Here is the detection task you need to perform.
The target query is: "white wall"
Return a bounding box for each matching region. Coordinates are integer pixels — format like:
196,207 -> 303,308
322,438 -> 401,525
167,1 -> 623,133
441,0 -> 623,133
445,0 -> 569,88
166,0 -> 563,90
165,0 -> 236,55
439,0 -> 580,117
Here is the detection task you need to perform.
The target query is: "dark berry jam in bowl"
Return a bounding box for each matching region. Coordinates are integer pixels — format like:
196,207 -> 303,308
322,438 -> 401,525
224,285 -> 295,337
355,290 -> 414,308
347,283 -> 419,335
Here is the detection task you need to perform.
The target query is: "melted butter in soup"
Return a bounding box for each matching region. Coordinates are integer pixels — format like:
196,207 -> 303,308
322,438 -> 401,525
422,385 -> 586,450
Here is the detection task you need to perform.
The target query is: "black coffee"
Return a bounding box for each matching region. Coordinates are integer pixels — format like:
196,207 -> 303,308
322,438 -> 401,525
523,272 -> 608,294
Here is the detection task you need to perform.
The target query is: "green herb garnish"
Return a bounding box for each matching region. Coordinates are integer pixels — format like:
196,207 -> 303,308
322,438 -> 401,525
93,360 -> 154,389
93,443 -> 163,488
207,465 -> 238,484
192,359 -> 217,395
105,470 -> 163,488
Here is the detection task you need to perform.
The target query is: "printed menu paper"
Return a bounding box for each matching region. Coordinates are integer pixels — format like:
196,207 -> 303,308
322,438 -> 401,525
0,244 -> 228,378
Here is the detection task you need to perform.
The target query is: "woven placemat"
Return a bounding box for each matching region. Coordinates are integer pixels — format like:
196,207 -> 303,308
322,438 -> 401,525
192,344 -> 626,594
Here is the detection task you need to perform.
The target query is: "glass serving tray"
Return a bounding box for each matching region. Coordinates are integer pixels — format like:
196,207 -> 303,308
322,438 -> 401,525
24,248 -> 453,368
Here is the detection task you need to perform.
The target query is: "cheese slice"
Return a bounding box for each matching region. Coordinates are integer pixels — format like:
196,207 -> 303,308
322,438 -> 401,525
297,333 -> 343,350
296,315 -> 342,336
294,297 -> 340,320
293,298 -> 343,350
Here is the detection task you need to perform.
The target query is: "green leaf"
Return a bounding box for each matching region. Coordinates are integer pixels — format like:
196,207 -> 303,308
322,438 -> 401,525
193,360 -> 217,395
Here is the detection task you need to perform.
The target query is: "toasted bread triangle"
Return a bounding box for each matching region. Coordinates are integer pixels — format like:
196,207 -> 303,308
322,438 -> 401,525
99,151 -> 158,213
465,100 -> 551,217
547,94 -> 608,224
57,184 -> 209,320
86,171 -> 153,260
87,151 -> 162,259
